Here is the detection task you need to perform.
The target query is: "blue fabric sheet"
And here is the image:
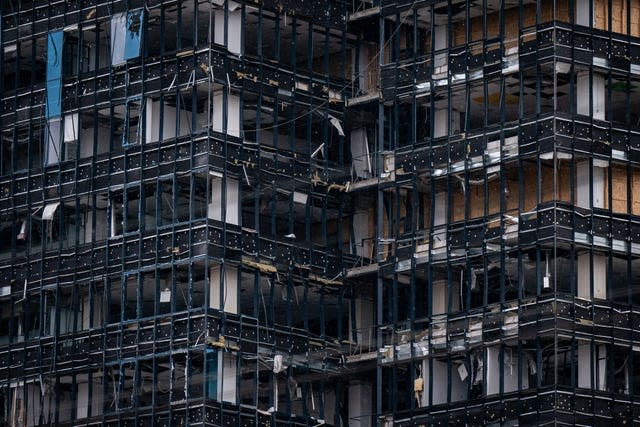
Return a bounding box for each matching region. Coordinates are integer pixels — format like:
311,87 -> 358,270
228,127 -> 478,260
46,30 -> 63,119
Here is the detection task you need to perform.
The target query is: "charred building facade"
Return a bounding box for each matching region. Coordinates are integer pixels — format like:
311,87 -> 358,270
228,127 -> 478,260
1,0 -> 640,426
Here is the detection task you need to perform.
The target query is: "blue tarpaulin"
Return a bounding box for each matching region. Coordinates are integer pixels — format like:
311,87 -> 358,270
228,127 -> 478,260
46,30 -> 63,118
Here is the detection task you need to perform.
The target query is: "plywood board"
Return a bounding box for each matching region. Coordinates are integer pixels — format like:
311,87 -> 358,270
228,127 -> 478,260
604,165 -> 640,214
452,0 -> 565,47
608,165 -> 628,213
591,0 -> 640,36
633,167 -> 640,215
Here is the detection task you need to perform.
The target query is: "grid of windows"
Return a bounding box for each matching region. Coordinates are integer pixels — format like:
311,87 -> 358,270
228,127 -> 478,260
2,0 -> 640,425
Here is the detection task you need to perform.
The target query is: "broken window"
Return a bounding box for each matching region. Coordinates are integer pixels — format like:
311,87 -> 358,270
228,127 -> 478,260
2,42 -> 18,90
3,35 -> 47,92
145,5 -> 174,55
81,23 -> 111,72
212,90 -> 241,137
173,264 -> 192,313
84,193 -> 109,243
157,178 -> 175,227
122,97 -> 144,147
76,371 -> 105,419
62,31 -> 86,77
79,282 -> 104,330
44,118 -> 62,166
13,297 -> 41,342
29,201 -> 86,250
110,187 -> 141,236
485,346 -> 526,395
414,356 -> 467,407
350,128 -> 372,179
192,171 -> 209,221
78,110 -> 112,156
208,174 -> 240,225
123,273 -> 139,322
205,349 -> 218,400
110,9 -> 144,65
156,268 -> 174,316
0,213 -> 28,260
47,288 -> 76,336
196,2 -> 213,47
172,176 -> 192,222
353,41 -> 380,97
326,27 -> 348,79
0,299 -> 20,344
213,1 -> 242,55
63,113 -> 79,159
144,95 -> 203,144
0,128 -> 12,175
209,263 -> 238,314
611,346 -> 630,395
577,340 -> 607,390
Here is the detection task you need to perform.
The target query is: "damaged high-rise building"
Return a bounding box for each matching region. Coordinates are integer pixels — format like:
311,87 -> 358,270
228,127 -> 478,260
2,0 -> 640,425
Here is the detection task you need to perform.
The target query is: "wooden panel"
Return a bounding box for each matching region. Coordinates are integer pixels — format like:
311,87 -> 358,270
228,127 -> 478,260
505,175 -> 519,212
541,163 -> 555,203
424,161 -> 578,223
539,162 -> 572,204
446,0 -> 640,49
609,165 -> 628,213
594,0 -> 640,36
603,165 -> 640,214
422,192 -> 432,230
633,2 -> 640,36
451,184 -> 466,222
487,177 -> 501,216
558,162 -> 572,203
469,183 -> 485,219
633,167 -> 640,215
399,193 -> 407,230
342,217 -> 350,246
523,163 -> 538,212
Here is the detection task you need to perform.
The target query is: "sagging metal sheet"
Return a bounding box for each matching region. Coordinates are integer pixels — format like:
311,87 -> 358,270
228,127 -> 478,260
42,202 -> 60,221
